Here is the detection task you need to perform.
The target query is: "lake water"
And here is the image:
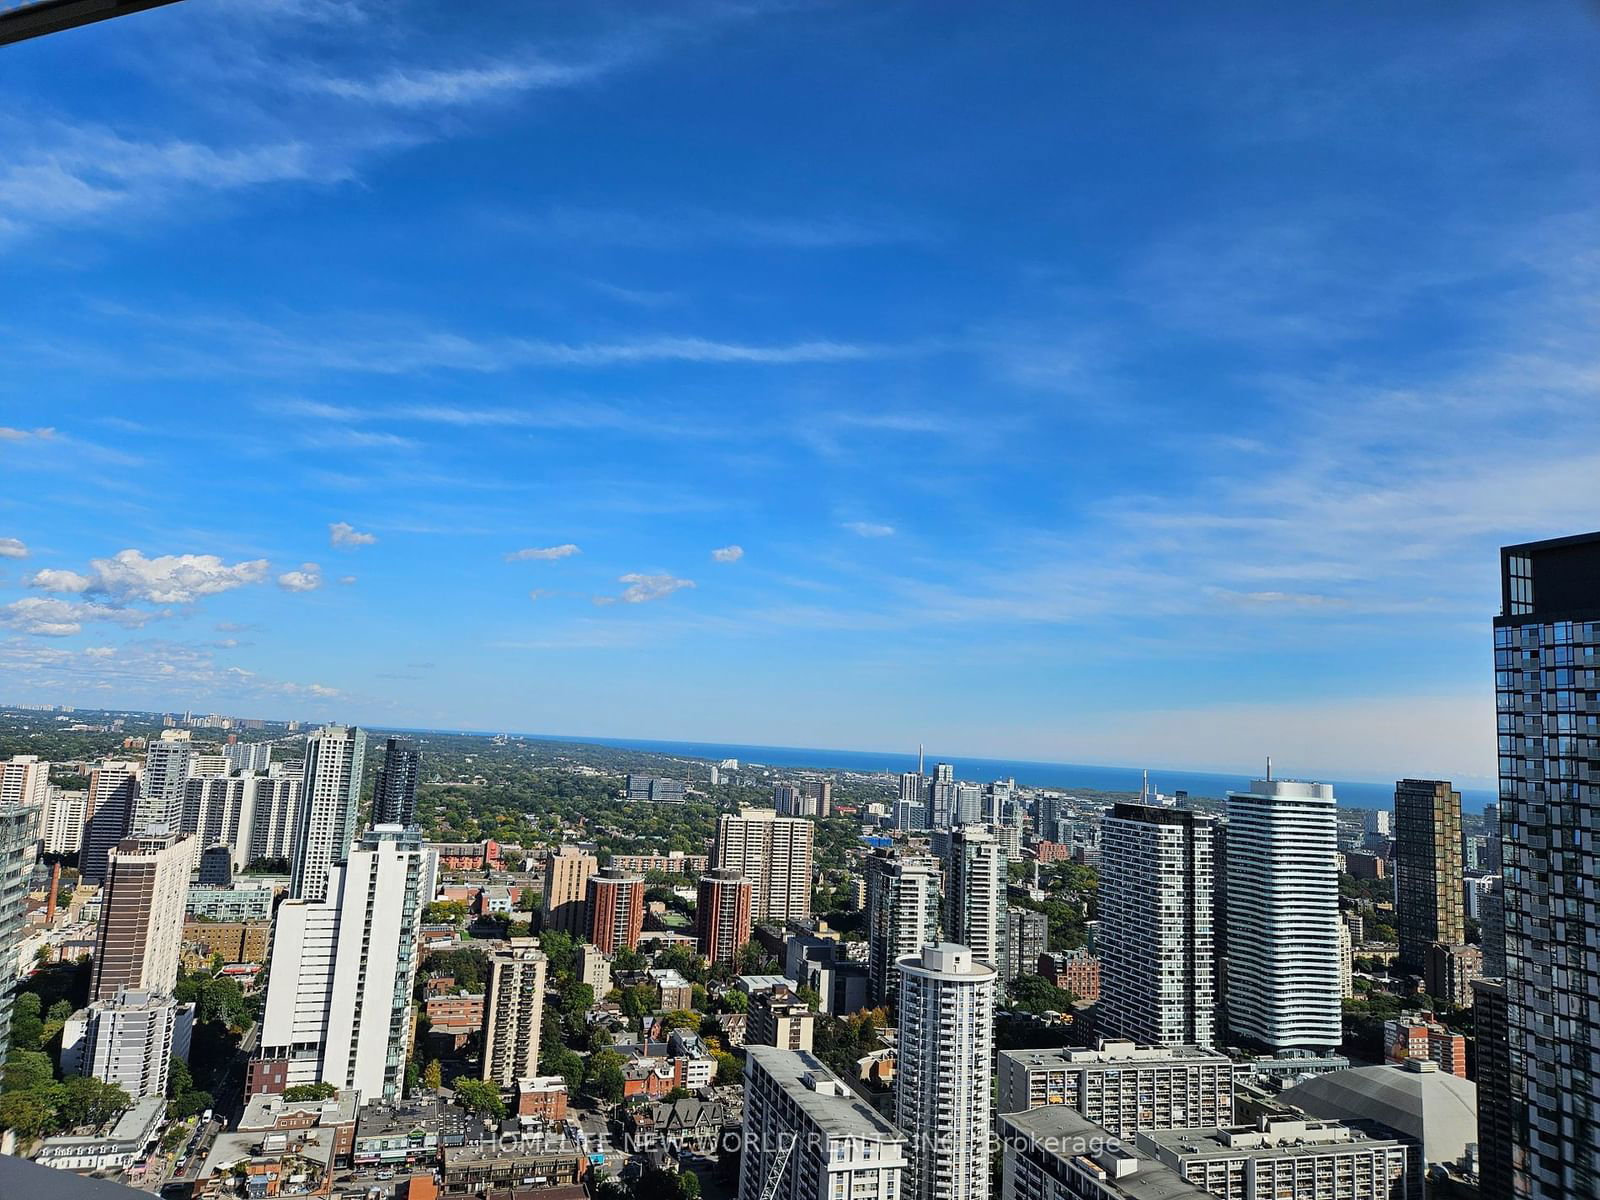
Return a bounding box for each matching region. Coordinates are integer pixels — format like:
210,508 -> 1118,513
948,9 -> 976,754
519,732 -> 1497,813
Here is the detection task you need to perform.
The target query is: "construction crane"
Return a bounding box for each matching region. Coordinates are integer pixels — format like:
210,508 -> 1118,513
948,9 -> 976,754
756,1132 -> 798,1200
0,0 -> 185,48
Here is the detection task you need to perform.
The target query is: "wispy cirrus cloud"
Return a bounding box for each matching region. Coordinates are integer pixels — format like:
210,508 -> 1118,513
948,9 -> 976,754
0,538 -> 27,559
506,544 -> 580,562
60,311 -> 885,377
310,58 -> 609,107
842,521 -> 895,538
512,205 -> 938,250
711,545 -> 744,563
0,124 -> 347,247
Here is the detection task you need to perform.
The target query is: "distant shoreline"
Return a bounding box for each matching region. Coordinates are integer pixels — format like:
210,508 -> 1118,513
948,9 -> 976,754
402,727 -> 1498,814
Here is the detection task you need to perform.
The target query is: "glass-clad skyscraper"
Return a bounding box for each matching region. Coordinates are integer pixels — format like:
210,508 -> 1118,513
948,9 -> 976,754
1493,532 -> 1600,1198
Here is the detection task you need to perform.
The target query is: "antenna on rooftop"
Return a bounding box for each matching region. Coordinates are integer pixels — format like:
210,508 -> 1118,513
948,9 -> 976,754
918,743 -> 924,775
1266,755 -> 1273,782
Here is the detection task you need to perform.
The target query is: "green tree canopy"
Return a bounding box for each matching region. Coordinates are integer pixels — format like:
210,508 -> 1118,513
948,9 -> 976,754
453,1077 -> 506,1119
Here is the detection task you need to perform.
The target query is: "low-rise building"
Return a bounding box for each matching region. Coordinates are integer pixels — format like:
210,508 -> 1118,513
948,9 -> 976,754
426,991 -> 487,1029
182,920 -> 272,966
623,1097 -> 735,1152
516,1077 -> 569,1123
997,1041 -> 1235,1137
1280,1059 -> 1479,1184
187,882 -> 276,923
196,1089 -> 361,1193
1382,1015 -> 1467,1078
353,1099 -> 445,1169
999,1104 -> 1210,1200
609,852 -> 709,875
1136,1117 -> 1411,1200
649,967 -> 695,1011
439,1131 -> 586,1194
746,981 -> 816,1052
619,1030 -> 717,1097
34,1098 -> 167,1174
426,840 -> 503,871
1037,949 -> 1100,1001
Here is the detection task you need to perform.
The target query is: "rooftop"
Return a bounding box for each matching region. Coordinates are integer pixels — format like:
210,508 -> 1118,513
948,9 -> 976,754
1001,1042 -> 1230,1069
1001,1106 -> 1209,1200
1139,1117 -> 1405,1162
1280,1063 -> 1478,1166
239,1089 -> 360,1130
746,1046 -> 902,1142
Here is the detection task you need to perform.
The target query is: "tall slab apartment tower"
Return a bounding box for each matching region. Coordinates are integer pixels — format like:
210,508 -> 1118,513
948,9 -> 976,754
1490,532 -> 1600,1198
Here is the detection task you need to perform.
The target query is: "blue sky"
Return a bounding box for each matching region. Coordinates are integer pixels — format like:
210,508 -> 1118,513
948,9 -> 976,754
3,1 -> 1599,784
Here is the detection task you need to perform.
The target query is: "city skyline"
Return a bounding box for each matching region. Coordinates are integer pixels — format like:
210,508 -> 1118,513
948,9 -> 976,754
5,4 -> 1600,780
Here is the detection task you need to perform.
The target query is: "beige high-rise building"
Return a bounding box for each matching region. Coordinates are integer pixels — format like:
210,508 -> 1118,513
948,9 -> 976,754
482,939 -> 548,1087
714,808 -> 814,922
541,845 -> 597,936
0,755 -> 50,808
92,833 -> 195,1002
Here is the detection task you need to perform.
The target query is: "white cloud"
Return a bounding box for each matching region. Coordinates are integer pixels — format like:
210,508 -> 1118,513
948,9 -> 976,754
338,575 -> 357,585
277,563 -> 323,592
0,125 -> 341,247
0,538 -> 27,559
711,545 -> 744,563
618,573 -> 695,603
0,427 -> 55,441
506,544 -> 580,562
28,549 -> 269,603
0,597 -> 160,637
843,521 -> 896,538
312,58 -> 605,107
29,568 -> 91,592
329,521 -> 377,547
528,589 -> 554,602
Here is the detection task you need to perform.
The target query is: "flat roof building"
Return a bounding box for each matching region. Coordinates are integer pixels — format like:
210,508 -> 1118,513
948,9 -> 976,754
997,1041 -> 1235,1138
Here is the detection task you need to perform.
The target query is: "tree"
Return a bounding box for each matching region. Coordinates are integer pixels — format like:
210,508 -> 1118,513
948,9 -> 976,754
57,1076 -> 129,1129
584,1048 -> 626,1104
1009,974 -> 1077,1015
720,989 -> 749,1013
424,1060 -> 443,1091
559,982 -> 595,1016
2,1050 -> 55,1093
539,931 -> 576,978
613,947 -> 647,973
659,1009 -> 699,1034
539,1046 -> 584,1093
453,1077 -> 507,1119
423,899 -> 469,925
282,1082 -> 337,1102
0,1090 -> 54,1141
166,1056 -> 213,1120
712,1050 -> 740,1085
620,983 -> 656,1021
8,993 -> 42,1053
